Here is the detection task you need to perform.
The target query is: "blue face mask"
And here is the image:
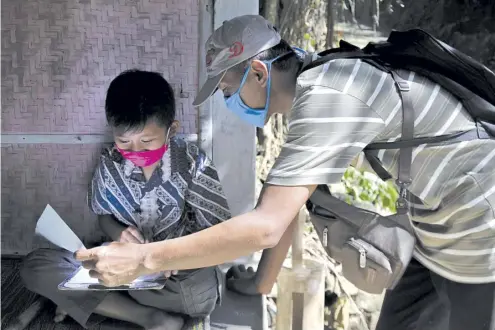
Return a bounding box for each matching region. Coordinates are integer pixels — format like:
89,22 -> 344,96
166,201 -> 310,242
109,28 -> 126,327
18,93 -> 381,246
224,56 -> 282,128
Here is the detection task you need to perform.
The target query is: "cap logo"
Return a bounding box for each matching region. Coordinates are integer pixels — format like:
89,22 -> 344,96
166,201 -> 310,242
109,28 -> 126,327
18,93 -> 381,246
206,49 -> 215,67
228,41 -> 244,59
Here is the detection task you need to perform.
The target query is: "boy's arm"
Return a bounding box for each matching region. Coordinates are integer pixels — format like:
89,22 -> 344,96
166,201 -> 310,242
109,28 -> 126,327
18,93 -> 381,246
88,156 -> 123,241
185,150 -> 231,229
98,215 -> 126,242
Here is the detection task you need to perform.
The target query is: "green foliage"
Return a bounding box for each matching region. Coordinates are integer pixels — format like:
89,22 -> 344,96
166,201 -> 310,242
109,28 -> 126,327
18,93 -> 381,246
336,167 -> 399,214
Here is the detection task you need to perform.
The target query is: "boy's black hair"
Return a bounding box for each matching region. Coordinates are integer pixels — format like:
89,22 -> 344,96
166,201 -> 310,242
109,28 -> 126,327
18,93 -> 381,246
105,70 -> 176,132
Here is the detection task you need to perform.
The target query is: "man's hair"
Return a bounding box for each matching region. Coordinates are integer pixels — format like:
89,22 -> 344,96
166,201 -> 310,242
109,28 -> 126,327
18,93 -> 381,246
105,70 -> 176,132
233,38 -> 302,78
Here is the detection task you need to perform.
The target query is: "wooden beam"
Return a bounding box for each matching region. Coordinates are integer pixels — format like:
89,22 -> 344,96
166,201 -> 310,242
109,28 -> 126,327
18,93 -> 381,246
211,0 -> 257,217
276,209 -> 325,330
291,209 -> 305,330
197,0 -> 214,159
0,133 -> 197,144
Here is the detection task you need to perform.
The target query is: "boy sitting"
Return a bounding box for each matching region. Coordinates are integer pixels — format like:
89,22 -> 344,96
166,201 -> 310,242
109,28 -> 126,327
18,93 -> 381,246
20,70 -> 230,330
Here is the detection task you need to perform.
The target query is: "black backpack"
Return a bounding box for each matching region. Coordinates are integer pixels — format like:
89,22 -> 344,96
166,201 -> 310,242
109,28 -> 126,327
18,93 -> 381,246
302,29 -> 495,294
302,29 -> 495,142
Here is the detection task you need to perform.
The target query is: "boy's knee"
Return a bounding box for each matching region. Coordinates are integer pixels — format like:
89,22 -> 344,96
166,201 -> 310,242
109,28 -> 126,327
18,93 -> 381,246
20,248 -> 71,291
20,250 -> 46,289
186,296 -> 217,318
182,268 -> 221,318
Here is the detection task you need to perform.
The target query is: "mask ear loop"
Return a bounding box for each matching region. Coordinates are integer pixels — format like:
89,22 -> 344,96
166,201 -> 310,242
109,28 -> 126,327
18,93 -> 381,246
165,126 -> 171,144
261,52 -> 290,115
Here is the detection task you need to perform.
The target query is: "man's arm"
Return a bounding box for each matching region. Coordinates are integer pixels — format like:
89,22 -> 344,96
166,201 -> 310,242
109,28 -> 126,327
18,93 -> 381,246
250,184 -> 297,294
255,219 -> 296,294
76,86 -> 386,286
143,184 -> 316,272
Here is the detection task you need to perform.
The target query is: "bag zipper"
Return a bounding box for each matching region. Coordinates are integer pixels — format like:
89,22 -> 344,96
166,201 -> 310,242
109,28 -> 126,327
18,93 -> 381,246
348,238 -> 367,269
322,227 -> 328,247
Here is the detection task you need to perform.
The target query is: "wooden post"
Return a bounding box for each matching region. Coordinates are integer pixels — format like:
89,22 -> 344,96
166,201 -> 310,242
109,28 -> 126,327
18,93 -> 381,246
326,0 -> 335,48
291,209 -> 305,330
276,264 -> 294,330
275,209 -> 325,330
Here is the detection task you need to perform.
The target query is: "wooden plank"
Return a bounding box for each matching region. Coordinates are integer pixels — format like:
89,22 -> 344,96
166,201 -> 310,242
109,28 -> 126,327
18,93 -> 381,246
210,0 -> 257,217
275,267 -> 293,330
197,0 -> 214,159
0,134 -> 197,144
276,210 -> 325,330
292,209 -> 305,267
300,259 -> 325,330
291,209 -> 305,330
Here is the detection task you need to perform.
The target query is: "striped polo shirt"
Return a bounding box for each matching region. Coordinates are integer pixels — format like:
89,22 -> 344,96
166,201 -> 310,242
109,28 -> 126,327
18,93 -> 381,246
266,58 -> 495,284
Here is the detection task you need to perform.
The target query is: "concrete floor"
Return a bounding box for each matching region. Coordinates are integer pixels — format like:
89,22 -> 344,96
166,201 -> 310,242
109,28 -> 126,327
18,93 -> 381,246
1,257 -> 266,330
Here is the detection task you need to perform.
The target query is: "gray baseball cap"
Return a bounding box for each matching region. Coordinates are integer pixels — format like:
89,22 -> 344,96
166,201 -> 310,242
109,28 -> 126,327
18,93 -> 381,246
193,15 -> 281,107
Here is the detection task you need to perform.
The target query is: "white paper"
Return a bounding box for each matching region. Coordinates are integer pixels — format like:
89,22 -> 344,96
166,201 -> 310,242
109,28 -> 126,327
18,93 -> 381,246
63,267 -> 165,288
35,205 -> 85,253
34,205 -> 165,289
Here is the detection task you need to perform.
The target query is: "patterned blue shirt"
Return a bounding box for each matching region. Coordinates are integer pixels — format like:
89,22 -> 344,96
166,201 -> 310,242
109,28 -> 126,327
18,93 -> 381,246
87,137 -> 231,242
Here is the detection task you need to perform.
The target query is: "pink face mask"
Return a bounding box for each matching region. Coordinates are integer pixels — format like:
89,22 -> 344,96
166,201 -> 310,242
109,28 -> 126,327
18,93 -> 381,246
117,144 -> 168,168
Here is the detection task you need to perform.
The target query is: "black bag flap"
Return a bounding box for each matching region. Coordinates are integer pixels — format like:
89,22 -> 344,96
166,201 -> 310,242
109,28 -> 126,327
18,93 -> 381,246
308,186 -> 380,229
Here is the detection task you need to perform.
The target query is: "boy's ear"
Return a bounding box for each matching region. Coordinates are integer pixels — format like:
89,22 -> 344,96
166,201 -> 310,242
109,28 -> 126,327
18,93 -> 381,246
169,120 -> 180,138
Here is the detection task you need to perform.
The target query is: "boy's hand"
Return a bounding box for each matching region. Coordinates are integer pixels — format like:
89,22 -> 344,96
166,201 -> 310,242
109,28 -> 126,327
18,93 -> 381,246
226,265 -> 260,296
119,226 -> 145,244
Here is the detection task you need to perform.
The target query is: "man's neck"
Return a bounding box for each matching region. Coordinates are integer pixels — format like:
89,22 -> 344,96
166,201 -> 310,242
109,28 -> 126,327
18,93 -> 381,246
271,70 -> 298,115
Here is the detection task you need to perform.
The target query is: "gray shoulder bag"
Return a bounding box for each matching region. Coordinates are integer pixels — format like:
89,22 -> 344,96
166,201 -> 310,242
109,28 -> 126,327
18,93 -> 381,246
307,71 -> 416,294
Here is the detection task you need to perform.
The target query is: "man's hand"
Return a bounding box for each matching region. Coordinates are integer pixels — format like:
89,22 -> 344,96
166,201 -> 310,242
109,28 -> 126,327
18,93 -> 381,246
226,265 -> 260,296
75,242 -> 151,286
163,270 -> 179,278
117,227 -> 179,275
119,226 -> 145,244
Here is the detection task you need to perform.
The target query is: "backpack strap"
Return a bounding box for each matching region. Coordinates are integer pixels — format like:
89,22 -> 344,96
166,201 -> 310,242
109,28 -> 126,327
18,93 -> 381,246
300,50 -> 414,212
362,70 -> 414,212
390,71 -> 414,213
300,51 -> 378,74
366,128 -> 486,150
364,153 -> 393,182
302,46 -> 491,214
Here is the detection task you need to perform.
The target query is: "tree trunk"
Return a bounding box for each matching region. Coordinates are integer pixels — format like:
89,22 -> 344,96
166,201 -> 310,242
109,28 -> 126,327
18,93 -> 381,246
263,0 -> 279,26
326,0 -> 335,48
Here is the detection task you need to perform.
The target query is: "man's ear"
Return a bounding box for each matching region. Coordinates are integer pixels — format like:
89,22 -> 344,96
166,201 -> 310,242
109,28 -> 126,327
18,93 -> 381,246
250,60 -> 269,88
168,120 -> 180,138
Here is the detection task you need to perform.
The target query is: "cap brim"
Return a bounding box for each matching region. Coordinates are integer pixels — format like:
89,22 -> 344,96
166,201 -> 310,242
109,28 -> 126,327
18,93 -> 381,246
193,71 -> 227,107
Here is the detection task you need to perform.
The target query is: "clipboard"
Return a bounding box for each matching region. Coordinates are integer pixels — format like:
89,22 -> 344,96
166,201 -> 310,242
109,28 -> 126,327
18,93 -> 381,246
58,267 -> 167,291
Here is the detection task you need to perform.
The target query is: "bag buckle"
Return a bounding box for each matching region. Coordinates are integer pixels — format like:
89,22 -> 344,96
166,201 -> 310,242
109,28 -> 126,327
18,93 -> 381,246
396,180 -> 411,214
396,80 -> 410,92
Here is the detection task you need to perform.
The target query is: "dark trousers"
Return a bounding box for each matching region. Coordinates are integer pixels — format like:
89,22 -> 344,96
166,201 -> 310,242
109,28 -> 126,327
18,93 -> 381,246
20,248 -> 222,328
376,258 -> 495,330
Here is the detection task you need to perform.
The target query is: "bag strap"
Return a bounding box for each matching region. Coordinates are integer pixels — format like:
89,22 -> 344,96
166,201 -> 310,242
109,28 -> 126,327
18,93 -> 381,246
366,128 -> 486,150
300,51 -> 378,74
301,51 -> 413,213
391,71 -> 414,213
303,46 -> 490,215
